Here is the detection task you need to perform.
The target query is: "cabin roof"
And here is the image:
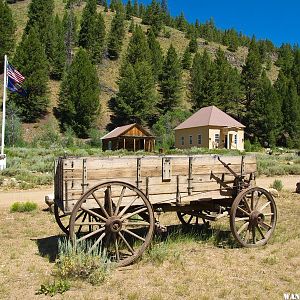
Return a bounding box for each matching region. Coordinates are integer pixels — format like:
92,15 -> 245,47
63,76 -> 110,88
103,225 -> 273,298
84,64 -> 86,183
175,106 -> 245,130
101,123 -> 154,140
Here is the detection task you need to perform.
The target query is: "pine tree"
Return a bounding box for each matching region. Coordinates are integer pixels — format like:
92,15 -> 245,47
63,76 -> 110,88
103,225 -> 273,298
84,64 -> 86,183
188,33 -> 198,53
139,3 -> 145,18
63,8 -> 78,66
214,48 -> 242,113
142,0 -> 163,36
126,25 -> 150,65
128,18 -> 135,33
190,50 -> 218,109
90,13 -> 106,63
107,10 -> 125,59
50,15 -> 66,80
275,73 -> 300,147
58,48 -> 100,138
147,28 -> 163,80
241,46 -> 262,108
0,1 -> 15,70
250,71 -> 282,146
292,48 -> 300,94
12,27 -> 49,122
125,0 -> 133,20
103,0 -> 108,12
182,46 -> 192,70
159,44 -> 182,113
78,0 -> 97,49
113,61 -> 159,126
25,0 -> 55,60
110,0 -> 117,11
176,12 -> 187,32
133,0 -> 139,16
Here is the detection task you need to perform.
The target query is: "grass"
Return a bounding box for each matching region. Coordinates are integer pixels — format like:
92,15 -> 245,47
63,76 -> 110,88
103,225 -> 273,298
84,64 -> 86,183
54,238 -> 112,286
36,279 -> 70,297
0,191 -> 299,299
10,201 -> 37,212
270,179 -> 283,191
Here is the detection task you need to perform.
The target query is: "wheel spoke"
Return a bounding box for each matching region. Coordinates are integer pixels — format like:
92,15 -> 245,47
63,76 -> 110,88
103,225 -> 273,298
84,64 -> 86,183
237,221 -> 249,235
81,206 -> 107,222
235,217 -> 250,222
237,206 -> 250,216
243,197 -> 251,213
77,227 -> 105,243
105,185 -> 113,216
75,211 -> 85,221
78,212 -> 88,234
187,215 -> 193,224
254,192 -> 262,209
257,225 -> 265,239
87,231 -> 106,254
118,196 -> 139,218
121,207 -> 148,221
122,228 -> 146,242
258,201 -> 271,212
250,192 -> 254,210
92,192 -> 109,218
125,222 -> 150,227
74,222 -> 105,226
260,222 -> 272,230
114,234 -> 120,262
118,232 -> 135,254
252,226 -> 256,244
115,186 -> 126,216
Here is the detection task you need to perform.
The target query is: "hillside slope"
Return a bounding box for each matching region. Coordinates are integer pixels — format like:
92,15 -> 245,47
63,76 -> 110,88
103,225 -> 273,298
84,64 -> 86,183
4,0 -> 279,140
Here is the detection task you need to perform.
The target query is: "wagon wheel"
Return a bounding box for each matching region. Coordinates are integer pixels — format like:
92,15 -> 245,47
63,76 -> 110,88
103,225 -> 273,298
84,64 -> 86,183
54,203 -> 94,236
69,181 -> 155,267
230,187 -> 277,247
54,203 -> 70,235
177,211 -> 210,227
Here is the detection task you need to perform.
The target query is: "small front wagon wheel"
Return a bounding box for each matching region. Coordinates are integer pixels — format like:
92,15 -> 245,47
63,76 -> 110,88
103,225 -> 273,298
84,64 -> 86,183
230,187 -> 277,247
69,181 -> 155,267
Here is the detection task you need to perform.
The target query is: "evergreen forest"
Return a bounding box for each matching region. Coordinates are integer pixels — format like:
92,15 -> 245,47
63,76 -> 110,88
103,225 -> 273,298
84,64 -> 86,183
1,0 -> 300,149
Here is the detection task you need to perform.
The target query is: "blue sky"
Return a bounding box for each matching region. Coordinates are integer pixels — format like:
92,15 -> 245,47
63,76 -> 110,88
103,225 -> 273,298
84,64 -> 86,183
129,0 -> 300,46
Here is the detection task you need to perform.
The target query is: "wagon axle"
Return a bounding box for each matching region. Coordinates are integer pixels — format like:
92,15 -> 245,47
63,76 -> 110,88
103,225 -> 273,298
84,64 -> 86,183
106,217 -> 123,233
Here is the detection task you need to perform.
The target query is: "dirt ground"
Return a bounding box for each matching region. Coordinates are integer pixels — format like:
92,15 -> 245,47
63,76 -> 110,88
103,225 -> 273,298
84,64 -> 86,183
0,178 -> 299,299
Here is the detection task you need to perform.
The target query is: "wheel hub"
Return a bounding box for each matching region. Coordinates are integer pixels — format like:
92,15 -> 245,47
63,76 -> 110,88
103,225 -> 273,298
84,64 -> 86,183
250,210 -> 265,226
106,216 -> 123,233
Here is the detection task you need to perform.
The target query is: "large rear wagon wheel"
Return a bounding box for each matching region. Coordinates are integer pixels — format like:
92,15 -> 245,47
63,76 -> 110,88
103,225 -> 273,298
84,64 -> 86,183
230,187 -> 277,248
69,181 -> 155,267
177,211 -> 210,228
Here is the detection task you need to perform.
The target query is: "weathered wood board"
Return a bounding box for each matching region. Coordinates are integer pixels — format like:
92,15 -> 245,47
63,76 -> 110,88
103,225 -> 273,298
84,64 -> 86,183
54,155 -> 256,213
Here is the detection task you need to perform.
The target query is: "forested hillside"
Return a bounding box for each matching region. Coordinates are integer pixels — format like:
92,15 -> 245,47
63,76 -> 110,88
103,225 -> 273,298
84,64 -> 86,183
1,0 -> 300,148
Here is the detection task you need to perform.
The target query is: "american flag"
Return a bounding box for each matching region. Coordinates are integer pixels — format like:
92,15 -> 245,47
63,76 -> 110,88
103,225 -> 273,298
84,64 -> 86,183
7,63 -> 25,84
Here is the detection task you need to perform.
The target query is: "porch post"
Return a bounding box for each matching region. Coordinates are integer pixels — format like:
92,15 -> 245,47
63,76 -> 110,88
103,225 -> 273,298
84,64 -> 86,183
227,134 -> 230,149
144,138 -> 146,151
133,138 -> 136,152
123,138 -> 126,149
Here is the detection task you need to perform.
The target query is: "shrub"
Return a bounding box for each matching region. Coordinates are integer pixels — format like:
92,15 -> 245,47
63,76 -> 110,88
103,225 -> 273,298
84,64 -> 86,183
270,179 -> 283,191
36,279 -> 70,297
54,238 -> 111,285
10,201 -> 38,212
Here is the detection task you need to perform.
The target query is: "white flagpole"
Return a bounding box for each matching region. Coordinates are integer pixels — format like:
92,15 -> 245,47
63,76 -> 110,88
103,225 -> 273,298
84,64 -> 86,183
1,55 -> 7,170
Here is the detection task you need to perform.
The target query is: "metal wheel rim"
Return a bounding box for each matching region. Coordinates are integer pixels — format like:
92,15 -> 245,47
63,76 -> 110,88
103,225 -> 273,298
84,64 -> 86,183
69,181 -> 155,267
230,187 -> 277,248
54,203 -> 70,235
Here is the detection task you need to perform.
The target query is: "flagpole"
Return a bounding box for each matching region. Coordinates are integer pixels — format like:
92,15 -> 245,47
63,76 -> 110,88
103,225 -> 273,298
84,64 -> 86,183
1,55 -> 7,169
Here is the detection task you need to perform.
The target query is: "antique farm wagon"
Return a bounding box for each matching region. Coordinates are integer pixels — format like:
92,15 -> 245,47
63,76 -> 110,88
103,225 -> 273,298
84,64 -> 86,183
53,154 -> 277,267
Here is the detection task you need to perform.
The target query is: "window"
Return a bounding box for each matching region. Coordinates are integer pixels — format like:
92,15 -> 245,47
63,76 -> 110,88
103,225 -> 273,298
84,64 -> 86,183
181,136 -> 184,145
198,134 -> 202,145
108,141 -> 112,150
189,135 -> 193,145
214,133 -> 220,143
234,134 -> 238,144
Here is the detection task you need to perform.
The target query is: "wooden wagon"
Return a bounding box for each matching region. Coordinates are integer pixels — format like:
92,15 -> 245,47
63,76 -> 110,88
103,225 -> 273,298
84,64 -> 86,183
53,154 -> 277,267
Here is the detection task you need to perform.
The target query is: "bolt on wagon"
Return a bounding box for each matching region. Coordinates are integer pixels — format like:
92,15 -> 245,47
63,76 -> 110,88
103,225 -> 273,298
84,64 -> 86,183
53,154 -> 277,267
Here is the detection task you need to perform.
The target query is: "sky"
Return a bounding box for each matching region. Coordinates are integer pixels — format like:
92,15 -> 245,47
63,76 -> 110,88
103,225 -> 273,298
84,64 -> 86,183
134,0 -> 300,46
